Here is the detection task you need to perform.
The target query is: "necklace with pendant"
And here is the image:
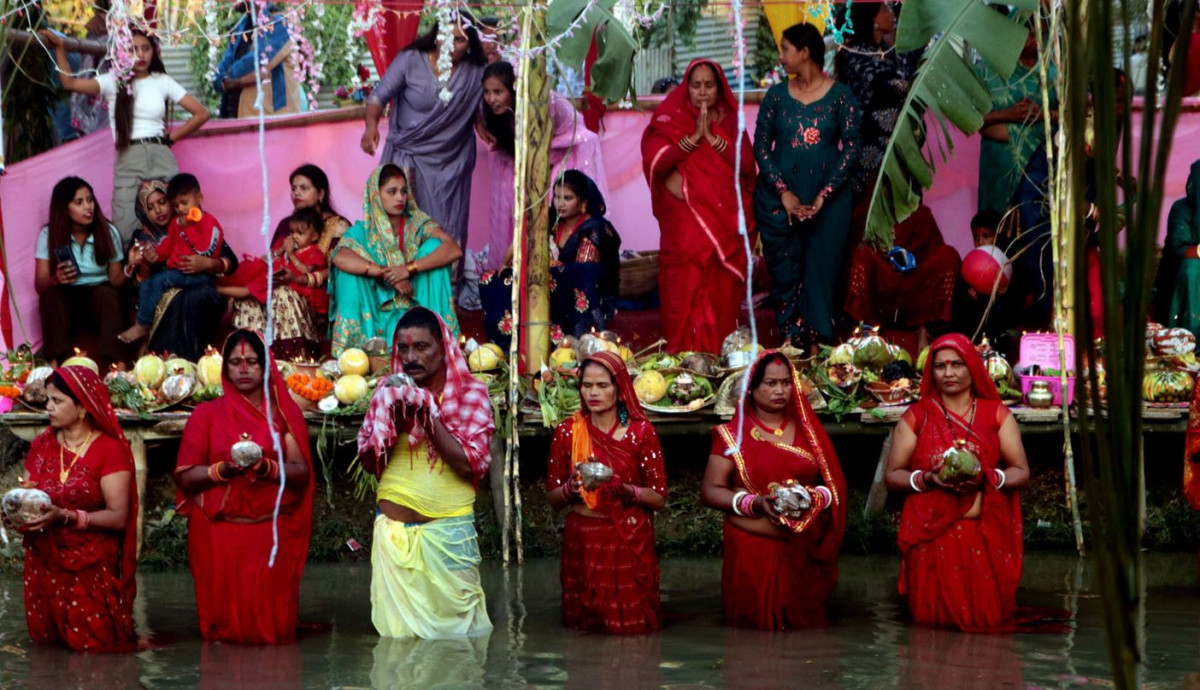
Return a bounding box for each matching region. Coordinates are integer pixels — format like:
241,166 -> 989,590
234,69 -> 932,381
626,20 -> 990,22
751,414 -> 788,438
59,430 -> 95,483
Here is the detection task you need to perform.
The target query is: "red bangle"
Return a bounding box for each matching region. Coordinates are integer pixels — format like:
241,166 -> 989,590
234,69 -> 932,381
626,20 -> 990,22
76,510 -> 89,530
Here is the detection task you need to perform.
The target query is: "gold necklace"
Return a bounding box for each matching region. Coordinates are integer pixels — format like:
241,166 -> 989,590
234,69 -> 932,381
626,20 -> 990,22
751,414 -> 788,438
59,430 -> 95,484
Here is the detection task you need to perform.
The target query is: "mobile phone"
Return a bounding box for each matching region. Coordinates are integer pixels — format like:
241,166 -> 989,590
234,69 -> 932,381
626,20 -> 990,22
52,245 -> 79,275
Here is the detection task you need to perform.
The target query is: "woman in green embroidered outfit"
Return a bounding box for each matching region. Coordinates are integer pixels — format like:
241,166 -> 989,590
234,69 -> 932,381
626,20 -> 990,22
329,165 -> 463,354
754,23 -> 860,345
976,16 -> 1057,216
1155,161 -> 1200,337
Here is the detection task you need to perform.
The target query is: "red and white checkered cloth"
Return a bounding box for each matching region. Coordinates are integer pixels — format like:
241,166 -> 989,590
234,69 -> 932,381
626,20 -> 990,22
357,310 -> 495,485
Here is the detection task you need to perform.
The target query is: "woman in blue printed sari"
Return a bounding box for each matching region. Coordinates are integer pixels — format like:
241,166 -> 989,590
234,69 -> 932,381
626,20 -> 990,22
329,165 -> 462,354
481,169 -> 621,350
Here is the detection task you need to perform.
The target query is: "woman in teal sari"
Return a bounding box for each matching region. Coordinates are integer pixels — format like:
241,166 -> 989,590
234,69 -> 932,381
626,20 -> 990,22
330,165 -> 463,354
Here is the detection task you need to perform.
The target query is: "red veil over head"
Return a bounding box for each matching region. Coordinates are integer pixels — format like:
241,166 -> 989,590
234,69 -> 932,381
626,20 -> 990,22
720,351 -> 847,558
918,333 -> 1000,402
52,365 -> 139,605
641,58 -> 756,280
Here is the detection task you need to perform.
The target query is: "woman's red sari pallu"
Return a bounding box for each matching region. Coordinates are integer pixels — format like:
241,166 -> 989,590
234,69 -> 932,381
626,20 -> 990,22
898,334 -> 1022,632
642,59 -> 756,354
713,352 -> 847,630
23,366 -> 138,652
175,331 -> 314,644
547,352 -> 668,634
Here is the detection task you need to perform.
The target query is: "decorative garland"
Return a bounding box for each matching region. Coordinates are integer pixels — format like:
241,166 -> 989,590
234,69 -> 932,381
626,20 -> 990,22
106,0 -> 135,93
434,0 -> 457,104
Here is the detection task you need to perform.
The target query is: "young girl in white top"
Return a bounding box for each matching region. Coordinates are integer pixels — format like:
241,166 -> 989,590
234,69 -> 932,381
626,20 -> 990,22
42,29 -> 209,241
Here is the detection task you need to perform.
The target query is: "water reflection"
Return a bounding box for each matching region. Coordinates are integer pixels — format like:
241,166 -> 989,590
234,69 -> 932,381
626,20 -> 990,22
0,555 -> 1195,687
198,642 -> 303,689
370,635 -> 490,689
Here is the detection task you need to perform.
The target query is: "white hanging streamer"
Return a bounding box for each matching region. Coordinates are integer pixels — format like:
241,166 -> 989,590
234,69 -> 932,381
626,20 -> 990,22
730,0 -> 758,453
245,0 -> 288,568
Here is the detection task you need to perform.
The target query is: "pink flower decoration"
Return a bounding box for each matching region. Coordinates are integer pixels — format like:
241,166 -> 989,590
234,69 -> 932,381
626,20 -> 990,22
803,127 -> 821,145
479,270 -> 495,285
550,324 -> 565,344
499,311 -> 513,335
574,289 -> 589,313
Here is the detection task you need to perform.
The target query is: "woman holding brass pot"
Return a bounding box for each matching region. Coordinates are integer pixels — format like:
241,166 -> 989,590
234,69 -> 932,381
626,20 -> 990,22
173,330 -> 313,644
546,351 -> 667,634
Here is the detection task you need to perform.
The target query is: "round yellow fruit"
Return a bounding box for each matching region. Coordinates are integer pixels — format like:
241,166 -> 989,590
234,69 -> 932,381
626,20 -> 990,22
62,355 -> 99,374
338,348 -> 370,376
634,371 -> 668,404
468,347 -> 501,373
550,346 -> 578,370
197,353 -> 223,387
334,374 -> 369,404
618,345 -> 635,363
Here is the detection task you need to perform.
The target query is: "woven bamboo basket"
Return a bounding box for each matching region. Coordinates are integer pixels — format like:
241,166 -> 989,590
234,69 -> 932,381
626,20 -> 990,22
619,251 -> 660,300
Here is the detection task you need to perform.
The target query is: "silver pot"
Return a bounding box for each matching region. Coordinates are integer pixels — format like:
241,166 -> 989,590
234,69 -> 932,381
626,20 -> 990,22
576,461 -> 613,491
724,350 -> 756,369
770,483 -> 812,519
3,488 -> 52,527
230,433 -> 264,468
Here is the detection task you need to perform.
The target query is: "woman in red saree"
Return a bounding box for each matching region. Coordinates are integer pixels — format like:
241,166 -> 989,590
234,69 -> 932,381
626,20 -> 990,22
546,351 -> 667,634
174,329 -> 314,644
702,351 -> 847,629
885,333 -> 1030,632
642,58 -> 756,353
18,365 -> 137,652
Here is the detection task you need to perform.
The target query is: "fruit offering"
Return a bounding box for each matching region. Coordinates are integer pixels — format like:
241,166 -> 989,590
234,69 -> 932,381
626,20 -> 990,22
2,488 -> 51,527
633,370 -> 668,404
134,354 -> 166,388
334,374 -> 370,405
338,348 -> 371,377
197,349 -> 224,387
937,442 -> 982,484
1143,368 -> 1194,403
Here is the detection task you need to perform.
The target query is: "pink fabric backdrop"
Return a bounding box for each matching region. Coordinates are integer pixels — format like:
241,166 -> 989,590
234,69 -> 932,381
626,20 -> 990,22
3,107 -> 1197,351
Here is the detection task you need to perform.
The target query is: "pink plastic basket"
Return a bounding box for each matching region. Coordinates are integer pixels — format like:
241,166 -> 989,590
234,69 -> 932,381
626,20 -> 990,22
1017,333 -> 1075,406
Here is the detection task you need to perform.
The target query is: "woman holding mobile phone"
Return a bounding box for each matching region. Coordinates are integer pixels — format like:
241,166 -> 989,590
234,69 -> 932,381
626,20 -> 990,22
35,177 -> 128,370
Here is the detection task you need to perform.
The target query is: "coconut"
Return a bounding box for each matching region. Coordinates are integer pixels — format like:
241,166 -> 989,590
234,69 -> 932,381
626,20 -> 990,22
634,370 -> 668,404
720,326 -> 754,358
827,343 -> 856,366
363,338 -> 389,356
679,352 -> 718,376
133,355 -> 166,388
852,335 -> 894,369
938,444 -> 982,483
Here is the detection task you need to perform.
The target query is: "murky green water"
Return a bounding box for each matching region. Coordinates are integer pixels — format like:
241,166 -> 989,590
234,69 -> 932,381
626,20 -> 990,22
0,553 -> 1195,688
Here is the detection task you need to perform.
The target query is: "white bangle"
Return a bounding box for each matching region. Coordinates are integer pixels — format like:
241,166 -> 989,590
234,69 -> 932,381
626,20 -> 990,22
994,468 -> 1007,491
731,490 -> 748,516
909,471 -> 924,493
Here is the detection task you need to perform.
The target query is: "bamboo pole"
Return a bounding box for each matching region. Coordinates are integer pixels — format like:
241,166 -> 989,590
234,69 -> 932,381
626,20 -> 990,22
503,0 -> 552,566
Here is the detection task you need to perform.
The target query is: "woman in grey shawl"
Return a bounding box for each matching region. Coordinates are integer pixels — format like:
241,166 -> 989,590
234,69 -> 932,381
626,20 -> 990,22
360,12 -> 487,290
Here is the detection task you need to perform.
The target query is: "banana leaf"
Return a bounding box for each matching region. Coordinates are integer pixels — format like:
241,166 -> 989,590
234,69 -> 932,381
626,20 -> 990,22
863,0 -> 1036,248
547,0 -> 637,103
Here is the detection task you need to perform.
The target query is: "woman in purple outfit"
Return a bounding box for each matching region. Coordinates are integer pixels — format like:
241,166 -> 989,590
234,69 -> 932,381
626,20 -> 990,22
360,11 -> 487,287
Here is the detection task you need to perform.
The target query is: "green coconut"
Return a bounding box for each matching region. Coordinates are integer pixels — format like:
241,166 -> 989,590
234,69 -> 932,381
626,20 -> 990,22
853,336 -> 894,369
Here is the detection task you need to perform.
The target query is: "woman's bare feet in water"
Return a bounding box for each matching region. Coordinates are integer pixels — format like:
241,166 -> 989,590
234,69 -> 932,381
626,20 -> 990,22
117,324 -> 150,344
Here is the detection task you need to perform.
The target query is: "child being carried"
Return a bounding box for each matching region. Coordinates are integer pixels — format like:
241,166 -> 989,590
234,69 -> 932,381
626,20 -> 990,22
119,173 -> 224,344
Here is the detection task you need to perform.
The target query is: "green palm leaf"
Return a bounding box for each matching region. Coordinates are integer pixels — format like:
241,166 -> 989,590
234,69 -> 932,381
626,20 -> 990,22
547,0 -> 637,103
863,0 -> 1036,248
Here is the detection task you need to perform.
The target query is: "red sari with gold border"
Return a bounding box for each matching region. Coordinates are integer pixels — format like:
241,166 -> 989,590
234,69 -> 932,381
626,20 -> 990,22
22,365 -> 138,652
174,330 -> 314,644
897,334 -> 1022,632
642,59 -> 756,354
710,352 -> 847,629
547,352 -> 667,634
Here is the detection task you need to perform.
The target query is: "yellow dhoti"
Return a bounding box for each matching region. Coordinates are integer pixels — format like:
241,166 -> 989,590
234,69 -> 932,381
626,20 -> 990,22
371,438 -> 492,639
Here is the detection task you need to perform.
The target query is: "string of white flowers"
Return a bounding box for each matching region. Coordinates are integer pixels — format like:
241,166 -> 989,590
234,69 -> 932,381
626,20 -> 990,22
434,0 -> 457,104
202,0 -> 221,86
105,0 -> 135,93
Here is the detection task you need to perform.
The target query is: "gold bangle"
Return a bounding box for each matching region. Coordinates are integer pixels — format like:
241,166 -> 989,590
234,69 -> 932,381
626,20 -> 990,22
406,261 -> 420,275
